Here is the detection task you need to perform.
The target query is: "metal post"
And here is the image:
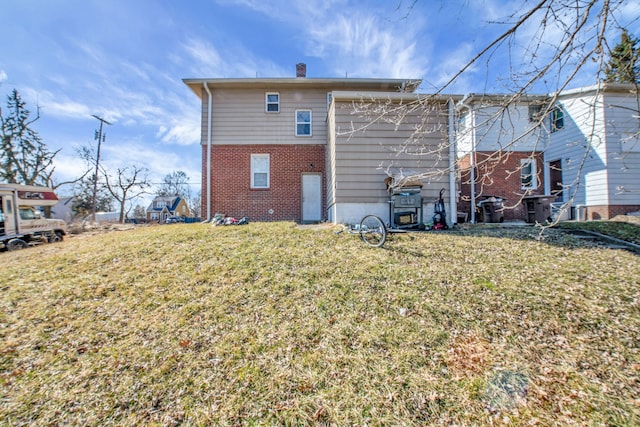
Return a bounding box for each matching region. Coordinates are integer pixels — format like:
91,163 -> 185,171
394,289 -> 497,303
91,114 -> 111,223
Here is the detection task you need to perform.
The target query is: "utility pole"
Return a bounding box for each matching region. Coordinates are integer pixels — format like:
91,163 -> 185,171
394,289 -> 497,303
91,114 -> 112,223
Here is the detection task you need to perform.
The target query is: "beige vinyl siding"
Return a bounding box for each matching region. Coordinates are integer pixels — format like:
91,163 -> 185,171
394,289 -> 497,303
331,98 -> 450,204
207,88 -> 328,145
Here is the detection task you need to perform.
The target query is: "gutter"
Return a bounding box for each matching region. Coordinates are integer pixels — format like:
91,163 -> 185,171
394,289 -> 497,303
203,82 -> 213,221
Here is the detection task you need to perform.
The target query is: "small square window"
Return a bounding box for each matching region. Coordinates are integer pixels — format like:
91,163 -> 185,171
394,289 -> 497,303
251,154 -> 270,188
266,93 -> 279,113
295,109 -> 312,136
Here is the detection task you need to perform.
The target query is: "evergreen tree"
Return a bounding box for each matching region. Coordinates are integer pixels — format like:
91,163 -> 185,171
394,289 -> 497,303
72,175 -> 114,218
605,29 -> 640,84
0,89 -> 58,185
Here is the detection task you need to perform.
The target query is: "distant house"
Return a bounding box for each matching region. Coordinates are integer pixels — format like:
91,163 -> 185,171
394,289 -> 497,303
146,195 -> 191,222
183,63 -> 460,226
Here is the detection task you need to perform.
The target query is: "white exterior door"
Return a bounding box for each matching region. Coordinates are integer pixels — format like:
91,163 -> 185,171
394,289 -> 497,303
302,173 -> 322,223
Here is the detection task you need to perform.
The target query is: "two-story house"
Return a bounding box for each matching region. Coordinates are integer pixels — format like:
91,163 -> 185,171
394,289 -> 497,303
456,83 -> 640,222
544,82 -> 640,220
146,195 -> 191,222
184,64 -> 459,226
456,95 -> 549,222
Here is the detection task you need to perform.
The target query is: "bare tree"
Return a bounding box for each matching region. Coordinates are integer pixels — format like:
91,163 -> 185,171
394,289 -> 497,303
103,165 -> 151,223
157,170 -> 191,198
352,1 -> 639,224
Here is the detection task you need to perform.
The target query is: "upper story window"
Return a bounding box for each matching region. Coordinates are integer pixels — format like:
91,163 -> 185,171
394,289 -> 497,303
457,113 -> 467,131
550,107 -> 564,132
266,92 -> 280,113
521,158 -> 538,190
251,154 -> 270,189
295,109 -> 312,136
528,103 -> 543,122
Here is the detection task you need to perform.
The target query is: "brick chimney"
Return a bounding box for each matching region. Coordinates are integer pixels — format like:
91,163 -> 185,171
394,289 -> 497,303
296,63 -> 307,78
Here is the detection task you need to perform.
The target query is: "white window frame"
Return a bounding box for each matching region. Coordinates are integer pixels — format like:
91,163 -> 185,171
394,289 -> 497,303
251,154 -> 270,189
295,109 -> 312,137
521,158 -> 538,190
265,92 -> 280,113
550,107 -> 564,132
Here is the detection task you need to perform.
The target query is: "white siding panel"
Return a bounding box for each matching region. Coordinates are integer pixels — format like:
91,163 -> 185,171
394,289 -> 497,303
545,92 -> 606,206
603,92 -> 640,204
472,104 -> 547,152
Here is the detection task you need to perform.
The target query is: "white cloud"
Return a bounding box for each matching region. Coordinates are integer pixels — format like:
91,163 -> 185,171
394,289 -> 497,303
216,0 -> 428,79
0,69 -> 7,82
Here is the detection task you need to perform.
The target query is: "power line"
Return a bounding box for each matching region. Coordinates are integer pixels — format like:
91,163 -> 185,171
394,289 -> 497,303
90,114 -> 112,223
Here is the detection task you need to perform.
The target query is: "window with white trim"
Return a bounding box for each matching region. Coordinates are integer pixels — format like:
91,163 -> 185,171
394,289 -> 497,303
251,154 -> 270,188
295,109 -> 312,136
521,158 -> 537,190
550,107 -> 564,132
266,92 -> 279,113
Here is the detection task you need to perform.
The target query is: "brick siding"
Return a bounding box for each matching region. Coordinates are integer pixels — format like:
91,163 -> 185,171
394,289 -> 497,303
201,144 -> 326,222
459,151 -> 545,221
586,205 -> 640,220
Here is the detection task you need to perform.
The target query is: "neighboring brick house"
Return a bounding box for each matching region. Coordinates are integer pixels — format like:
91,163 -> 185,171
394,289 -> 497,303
456,95 -> 548,222
184,65 -> 459,225
146,195 -> 191,222
457,84 -> 640,222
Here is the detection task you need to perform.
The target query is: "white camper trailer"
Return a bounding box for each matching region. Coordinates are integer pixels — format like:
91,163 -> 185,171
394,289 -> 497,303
0,184 -> 67,250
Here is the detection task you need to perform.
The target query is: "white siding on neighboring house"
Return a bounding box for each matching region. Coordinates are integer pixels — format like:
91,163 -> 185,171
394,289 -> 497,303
602,91 -> 640,204
328,92 -> 453,225
545,90 -> 604,207
545,85 -> 640,208
459,103 -> 547,154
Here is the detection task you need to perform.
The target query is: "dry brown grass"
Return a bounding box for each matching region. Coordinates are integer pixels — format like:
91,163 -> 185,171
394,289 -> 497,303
1,222 -> 639,426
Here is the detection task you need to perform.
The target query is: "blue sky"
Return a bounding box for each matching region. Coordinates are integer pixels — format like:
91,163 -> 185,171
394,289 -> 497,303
1,0 -> 639,206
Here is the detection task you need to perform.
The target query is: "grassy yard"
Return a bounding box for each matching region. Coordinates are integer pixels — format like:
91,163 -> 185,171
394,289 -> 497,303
1,222 -> 639,426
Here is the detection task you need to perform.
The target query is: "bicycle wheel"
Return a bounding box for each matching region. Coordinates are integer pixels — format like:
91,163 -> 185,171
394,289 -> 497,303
359,215 -> 387,248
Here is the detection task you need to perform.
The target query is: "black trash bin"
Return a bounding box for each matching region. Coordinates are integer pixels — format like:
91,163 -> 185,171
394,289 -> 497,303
523,195 -> 553,223
477,197 -> 505,223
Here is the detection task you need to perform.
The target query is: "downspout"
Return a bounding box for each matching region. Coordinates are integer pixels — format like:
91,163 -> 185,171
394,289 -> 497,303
203,82 -> 213,221
469,109 -> 477,223
447,99 -> 457,226
456,94 -> 476,223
